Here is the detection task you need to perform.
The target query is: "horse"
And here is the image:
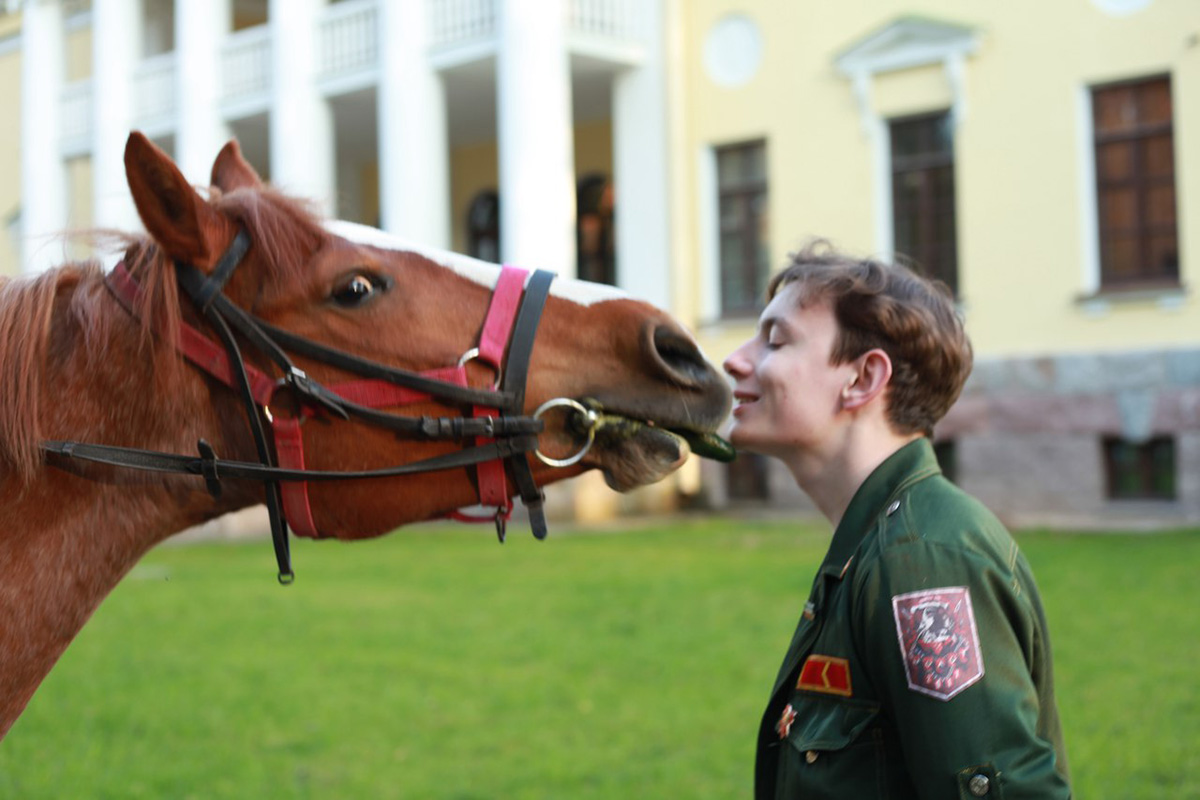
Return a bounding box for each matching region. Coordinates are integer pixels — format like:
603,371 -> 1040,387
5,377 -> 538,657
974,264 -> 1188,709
0,132 -> 732,739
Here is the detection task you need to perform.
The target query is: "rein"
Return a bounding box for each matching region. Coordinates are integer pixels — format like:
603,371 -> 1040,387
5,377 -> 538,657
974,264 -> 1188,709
41,230 -> 576,583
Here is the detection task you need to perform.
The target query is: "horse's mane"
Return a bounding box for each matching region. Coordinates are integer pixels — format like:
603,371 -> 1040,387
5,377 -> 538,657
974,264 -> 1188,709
0,185 -> 329,482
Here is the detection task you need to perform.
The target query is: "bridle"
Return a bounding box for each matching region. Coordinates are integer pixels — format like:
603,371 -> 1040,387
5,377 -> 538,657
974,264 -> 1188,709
41,229 -> 594,583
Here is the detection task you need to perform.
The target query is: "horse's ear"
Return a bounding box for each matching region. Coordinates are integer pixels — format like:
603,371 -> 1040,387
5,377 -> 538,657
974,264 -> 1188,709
211,139 -> 263,193
125,131 -> 231,268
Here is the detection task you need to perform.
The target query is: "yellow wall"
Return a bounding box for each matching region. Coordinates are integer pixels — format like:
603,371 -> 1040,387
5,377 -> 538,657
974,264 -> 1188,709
0,11 -> 18,39
680,0 -> 1200,362
65,18 -> 91,81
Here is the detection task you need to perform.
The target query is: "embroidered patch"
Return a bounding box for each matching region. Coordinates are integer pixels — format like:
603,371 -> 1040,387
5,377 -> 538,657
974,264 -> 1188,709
776,703 -> 797,739
891,587 -> 984,700
796,655 -> 853,697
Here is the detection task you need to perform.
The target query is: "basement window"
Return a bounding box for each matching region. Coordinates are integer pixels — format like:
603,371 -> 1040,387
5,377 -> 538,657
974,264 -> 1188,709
1103,436 -> 1176,500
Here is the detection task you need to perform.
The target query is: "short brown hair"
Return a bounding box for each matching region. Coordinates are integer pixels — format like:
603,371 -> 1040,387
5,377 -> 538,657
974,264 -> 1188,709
767,239 -> 972,437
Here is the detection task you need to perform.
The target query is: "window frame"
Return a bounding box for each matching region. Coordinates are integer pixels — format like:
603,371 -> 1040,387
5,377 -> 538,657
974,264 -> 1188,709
1091,74 -> 1180,290
888,110 -> 959,297
715,139 -> 769,319
1102,435 -> 1177,501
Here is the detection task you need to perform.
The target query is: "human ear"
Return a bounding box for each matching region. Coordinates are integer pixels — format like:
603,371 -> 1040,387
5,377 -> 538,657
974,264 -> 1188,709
841,349 -> 892,410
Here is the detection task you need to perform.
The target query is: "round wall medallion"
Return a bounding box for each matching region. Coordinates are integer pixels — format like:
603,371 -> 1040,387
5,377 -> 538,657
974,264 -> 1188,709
703,14 -> 763,88
1090,0 -> 1154,17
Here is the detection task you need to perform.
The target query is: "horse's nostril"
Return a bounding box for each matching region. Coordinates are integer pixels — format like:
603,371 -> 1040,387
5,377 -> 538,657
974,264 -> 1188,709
652,324 -> 712,386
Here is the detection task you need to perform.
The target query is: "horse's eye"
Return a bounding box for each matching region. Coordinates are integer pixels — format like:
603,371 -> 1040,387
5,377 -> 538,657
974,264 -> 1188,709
332,273 -> 385,307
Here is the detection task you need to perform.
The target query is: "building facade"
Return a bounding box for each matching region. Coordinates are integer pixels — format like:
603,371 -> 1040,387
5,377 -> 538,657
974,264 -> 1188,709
2,0 -> 1198,527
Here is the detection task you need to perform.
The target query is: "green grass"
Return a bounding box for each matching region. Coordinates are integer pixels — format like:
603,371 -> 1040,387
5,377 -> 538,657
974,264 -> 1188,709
0,518 -> 1196,798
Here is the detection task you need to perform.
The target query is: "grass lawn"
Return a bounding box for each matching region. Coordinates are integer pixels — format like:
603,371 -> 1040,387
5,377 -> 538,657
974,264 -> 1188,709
0,517 -> 1196,798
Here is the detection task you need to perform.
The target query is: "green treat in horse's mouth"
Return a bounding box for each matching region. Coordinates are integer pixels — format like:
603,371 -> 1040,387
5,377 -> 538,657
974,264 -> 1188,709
575,398 -> 737,463
667,428 -> 737,463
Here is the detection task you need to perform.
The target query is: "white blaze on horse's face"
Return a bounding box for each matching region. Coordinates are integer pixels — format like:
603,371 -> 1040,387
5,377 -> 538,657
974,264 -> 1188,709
325,220 -> 631,307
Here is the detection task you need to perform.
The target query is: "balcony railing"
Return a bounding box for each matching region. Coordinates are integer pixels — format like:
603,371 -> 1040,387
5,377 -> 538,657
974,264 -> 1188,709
430,0 -> 496,48
220,24 -> 271,112
569,0 -> 640,40
431,0 -> 643,57
318,0 -> 379,85
132,51 -> 177,131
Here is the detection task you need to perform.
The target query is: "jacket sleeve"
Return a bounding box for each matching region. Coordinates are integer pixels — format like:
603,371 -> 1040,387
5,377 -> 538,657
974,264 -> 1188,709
853,539 -> 1071,800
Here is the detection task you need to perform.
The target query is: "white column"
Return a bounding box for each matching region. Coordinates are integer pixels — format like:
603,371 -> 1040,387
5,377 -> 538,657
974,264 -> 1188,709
269,0 -> 335,214
497,0 -> 575,274
613,0 -> 670,308
378,0 -> 449,244
92,0 -> 143,232
176,0 -> 233,185
850,71 -> 893,260
19,0 -> 67,274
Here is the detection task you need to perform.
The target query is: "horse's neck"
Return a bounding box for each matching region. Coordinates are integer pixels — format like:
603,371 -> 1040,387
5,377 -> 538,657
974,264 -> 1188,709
0,475 -> 182,737
0,272 -> 255,738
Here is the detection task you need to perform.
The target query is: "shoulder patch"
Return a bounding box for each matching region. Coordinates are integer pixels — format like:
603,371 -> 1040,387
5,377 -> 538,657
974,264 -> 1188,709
891,587 -> 984,700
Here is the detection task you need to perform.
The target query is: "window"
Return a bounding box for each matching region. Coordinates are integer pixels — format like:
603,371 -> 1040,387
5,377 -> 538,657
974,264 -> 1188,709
1092,75 -> 1179,288
890,112 -> 958,296
467,190 -> 500,263
717,140 -> 769,317
1103,436 -> 1176,500
576,174 -> 616,286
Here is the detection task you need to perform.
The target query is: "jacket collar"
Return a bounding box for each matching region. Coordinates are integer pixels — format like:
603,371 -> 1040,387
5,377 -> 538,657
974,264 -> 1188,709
818,437 -> 942,578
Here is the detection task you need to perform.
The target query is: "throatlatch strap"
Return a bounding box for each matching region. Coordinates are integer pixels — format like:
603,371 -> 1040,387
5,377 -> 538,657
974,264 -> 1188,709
202,297 -> 294,583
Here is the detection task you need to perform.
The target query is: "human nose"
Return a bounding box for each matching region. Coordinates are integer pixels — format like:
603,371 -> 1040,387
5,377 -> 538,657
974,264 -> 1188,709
723,341 -> 753,379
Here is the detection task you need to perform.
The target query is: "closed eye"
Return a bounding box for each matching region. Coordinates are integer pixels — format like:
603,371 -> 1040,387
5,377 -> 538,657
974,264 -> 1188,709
331,272 -> 390,307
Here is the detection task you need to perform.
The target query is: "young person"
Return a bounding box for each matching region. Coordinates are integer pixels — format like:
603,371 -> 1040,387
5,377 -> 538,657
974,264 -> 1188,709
723,242 -> 1071,798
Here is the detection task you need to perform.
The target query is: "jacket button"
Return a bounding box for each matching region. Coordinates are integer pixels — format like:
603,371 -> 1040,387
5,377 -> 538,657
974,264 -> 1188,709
968,774 -> 990,796
805,750 -> 819,764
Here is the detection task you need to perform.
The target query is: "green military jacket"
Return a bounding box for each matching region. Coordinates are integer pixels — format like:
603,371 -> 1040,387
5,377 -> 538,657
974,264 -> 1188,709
755,439 -> 1071,799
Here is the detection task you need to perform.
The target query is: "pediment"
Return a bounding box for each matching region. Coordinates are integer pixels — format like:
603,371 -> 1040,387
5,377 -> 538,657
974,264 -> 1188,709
835,16 -> 979,76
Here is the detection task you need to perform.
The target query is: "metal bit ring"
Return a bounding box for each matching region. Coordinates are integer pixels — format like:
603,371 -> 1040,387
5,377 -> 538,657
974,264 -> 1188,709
532,398 -> 599,467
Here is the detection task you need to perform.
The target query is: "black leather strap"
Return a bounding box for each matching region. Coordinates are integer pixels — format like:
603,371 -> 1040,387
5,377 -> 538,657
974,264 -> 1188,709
253,318 -> 518,410
65,230 -> 561,580
201,296 -> 295,582
186,229 -> 251,311
42,437 -> 537,483
500,270 -> 555,539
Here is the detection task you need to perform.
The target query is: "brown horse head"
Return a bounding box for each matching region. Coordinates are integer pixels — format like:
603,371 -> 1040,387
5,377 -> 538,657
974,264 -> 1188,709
123,132 -> 731,539
0,132 -> 731,739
